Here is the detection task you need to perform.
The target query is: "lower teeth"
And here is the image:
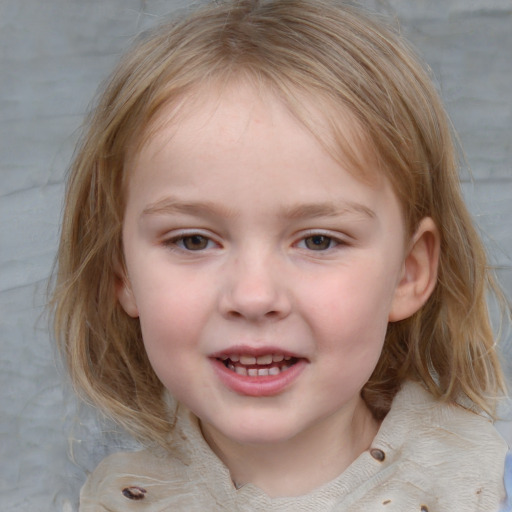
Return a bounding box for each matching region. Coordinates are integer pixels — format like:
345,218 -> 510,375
227,362 -> 289,376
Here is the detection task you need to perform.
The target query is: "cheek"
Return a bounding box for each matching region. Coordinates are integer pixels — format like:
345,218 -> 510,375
137,290 -> 201,344
304,262 -> 398,329
134,266 -> 220,347
135,292 -> 203,396
300,263 -> 396,371
314,298 -> 388,399
130,256 -> 212,327
131,277 -> 198,350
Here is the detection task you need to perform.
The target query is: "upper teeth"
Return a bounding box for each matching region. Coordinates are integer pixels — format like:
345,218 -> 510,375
225,354 -> 291,365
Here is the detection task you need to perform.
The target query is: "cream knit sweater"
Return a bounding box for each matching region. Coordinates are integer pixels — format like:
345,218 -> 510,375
80,382 -> 507,511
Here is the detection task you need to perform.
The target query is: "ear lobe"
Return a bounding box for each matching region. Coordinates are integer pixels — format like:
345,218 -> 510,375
389,217 -> 440,322
115,270 -> 139,318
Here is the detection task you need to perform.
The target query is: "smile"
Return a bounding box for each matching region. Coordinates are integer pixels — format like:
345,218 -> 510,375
210,350 -> 307,397
219,354 -> 297,377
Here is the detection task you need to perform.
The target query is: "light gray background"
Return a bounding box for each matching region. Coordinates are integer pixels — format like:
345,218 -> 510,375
1,1 -> 511,511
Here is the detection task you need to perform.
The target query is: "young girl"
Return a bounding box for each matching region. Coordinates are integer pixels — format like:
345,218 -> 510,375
52,0 -> 509,510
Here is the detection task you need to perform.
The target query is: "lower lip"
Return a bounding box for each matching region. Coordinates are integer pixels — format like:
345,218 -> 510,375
210,358 -> 307,397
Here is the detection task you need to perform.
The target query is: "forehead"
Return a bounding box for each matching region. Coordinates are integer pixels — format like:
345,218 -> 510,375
129,80 -> 383,187
122,81 -> 400,228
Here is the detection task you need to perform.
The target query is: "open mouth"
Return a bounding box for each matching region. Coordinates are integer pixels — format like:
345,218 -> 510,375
211,350 -> 307,396
218,354 -> 299,377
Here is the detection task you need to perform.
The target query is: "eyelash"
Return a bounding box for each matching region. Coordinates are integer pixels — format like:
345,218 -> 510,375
295,232 -> 346,252
163,231 -> 346,253
163,233 -> 219,252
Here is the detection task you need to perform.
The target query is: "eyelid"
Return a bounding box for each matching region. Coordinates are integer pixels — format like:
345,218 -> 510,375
295,229 -> 350,250
162,229 -> 221,251
299,229 -> 349,242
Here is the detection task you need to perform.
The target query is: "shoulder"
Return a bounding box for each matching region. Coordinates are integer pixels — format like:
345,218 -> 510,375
79,442 -> 228,511
374,381 -> 508,510
388,381 -> 507,454
78,405 -> 235,511
79,448 -> 189,511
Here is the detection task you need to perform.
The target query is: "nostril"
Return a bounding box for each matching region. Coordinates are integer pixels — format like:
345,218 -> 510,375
227,308 -> 281,320
219,279 -> 291,321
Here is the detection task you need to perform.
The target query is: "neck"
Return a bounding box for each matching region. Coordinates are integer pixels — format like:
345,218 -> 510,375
200,397 -> 379,498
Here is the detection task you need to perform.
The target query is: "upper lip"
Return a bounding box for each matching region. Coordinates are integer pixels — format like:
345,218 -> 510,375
209,345 -> 305,361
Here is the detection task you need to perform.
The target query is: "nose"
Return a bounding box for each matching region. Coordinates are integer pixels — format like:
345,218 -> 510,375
218,251 -> 291,322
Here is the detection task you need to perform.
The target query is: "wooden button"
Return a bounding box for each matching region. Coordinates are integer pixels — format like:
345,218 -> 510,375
122,486 -> 147,500
370,448 -> 385,462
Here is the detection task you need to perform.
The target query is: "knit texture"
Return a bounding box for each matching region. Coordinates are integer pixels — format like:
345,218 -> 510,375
80,382 -> 507,511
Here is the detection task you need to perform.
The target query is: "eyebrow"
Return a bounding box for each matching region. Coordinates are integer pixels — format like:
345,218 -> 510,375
142,197 -> 376,220
142,198 -> 235,219
280,202 -> 376,220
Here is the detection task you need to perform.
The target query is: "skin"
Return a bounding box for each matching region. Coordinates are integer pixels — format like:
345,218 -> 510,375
117,83 -> 439,497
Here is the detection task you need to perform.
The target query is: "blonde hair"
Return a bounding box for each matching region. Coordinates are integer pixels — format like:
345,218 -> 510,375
52,0 -> 507,446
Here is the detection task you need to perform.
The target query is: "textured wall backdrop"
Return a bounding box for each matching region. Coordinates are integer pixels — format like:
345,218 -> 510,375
1,1 -> 511,510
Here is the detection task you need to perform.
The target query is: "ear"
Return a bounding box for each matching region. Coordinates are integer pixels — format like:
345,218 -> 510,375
389,217 -> 440,322
115,265 -> 139,318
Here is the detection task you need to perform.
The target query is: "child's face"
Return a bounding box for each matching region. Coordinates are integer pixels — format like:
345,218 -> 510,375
118,84 -> 408,447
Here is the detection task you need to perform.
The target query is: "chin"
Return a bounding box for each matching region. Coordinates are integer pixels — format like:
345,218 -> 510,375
215,418 -> 303,446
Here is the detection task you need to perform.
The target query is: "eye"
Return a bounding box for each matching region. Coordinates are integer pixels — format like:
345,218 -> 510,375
304,235 -> 334,250
181,235 -> 210,250
167,234 -> 216,251
299,234 -> 340,251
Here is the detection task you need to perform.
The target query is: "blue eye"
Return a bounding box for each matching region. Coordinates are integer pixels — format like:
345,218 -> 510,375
302,235 -> 337,251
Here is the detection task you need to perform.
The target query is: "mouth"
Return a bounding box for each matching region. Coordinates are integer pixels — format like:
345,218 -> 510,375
217,353 -> 299,377
210,347 -> 307,396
